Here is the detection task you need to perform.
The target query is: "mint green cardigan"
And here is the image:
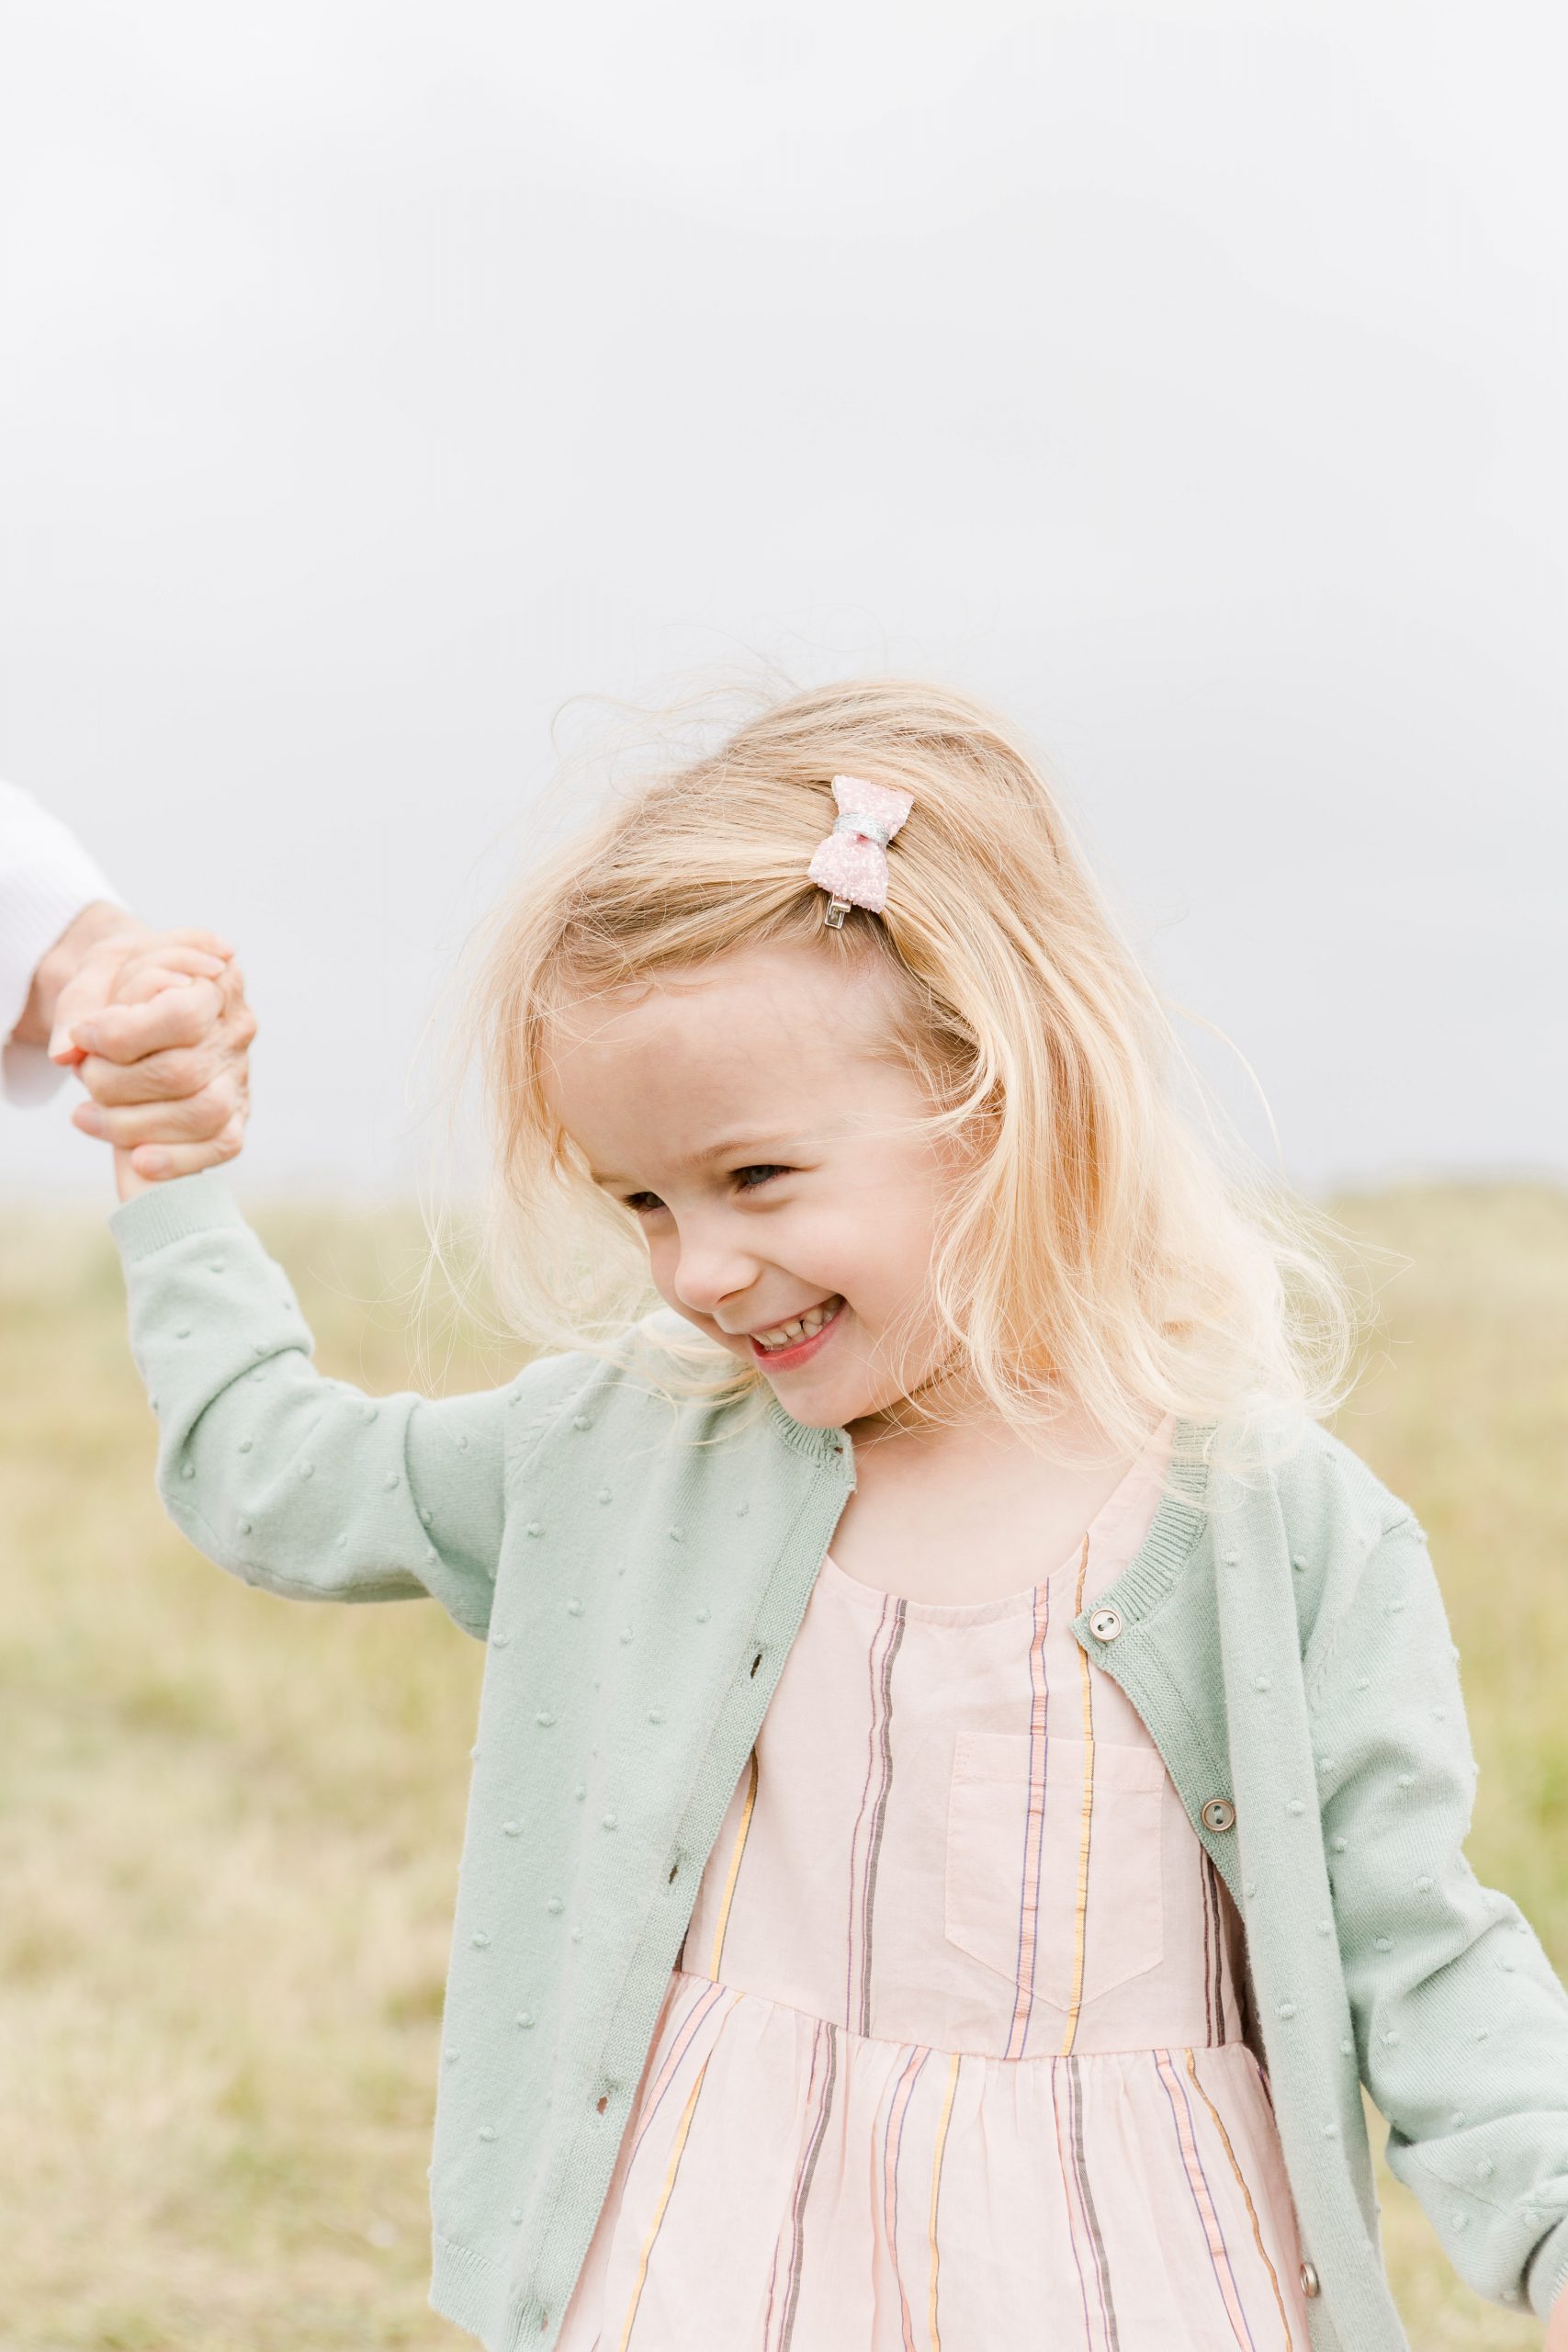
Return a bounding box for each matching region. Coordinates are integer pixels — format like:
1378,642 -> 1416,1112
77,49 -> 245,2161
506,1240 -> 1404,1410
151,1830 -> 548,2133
109,1172 -> 1568,2352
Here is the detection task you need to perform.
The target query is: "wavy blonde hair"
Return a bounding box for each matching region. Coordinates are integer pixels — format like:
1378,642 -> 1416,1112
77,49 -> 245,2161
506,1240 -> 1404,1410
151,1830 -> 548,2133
454,676 -> 1363,1472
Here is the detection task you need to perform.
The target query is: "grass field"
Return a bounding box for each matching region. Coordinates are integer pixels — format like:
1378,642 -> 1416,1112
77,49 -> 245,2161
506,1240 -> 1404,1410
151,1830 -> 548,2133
3,1184 -> 1566,2349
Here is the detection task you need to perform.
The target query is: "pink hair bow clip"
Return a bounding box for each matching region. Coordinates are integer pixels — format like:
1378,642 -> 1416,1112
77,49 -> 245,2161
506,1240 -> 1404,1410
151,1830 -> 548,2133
807,775 -> 915,928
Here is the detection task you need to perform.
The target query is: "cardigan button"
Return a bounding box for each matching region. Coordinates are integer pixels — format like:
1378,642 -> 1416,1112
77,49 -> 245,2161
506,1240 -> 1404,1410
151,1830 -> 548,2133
1089,1607 -> 1122,1642
1201,1798 -> 1236,1834
1299,2261 -> 1321,2299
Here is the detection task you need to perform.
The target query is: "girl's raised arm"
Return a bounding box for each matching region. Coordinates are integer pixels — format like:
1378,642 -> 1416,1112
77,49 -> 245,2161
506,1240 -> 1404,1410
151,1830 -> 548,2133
109,1170 -> 562,1640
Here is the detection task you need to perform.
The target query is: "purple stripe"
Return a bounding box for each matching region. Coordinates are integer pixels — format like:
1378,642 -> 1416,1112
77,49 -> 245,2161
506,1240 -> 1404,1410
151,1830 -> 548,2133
1155,2052 -> 1258,2351
1052,2056 -> 1100,2350
880,2047 -> 931,2341
858,1601 -> 907,2035
625,1978 -> 729,2157
776,2018 -> 840,2352
1069,2056 -> 1121,2350
1213,1834 -> 1222,2041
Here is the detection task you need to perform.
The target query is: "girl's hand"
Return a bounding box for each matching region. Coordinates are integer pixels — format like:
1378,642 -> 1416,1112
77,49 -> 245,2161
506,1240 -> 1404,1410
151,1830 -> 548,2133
1547,2287 -> 1568,2350
65,938 -> 257,1200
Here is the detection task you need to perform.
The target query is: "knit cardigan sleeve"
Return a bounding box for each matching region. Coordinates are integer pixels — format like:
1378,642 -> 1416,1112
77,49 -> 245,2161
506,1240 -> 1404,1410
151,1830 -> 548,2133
108,1171 -> 553,1641
1307,1511 -> 1568,2321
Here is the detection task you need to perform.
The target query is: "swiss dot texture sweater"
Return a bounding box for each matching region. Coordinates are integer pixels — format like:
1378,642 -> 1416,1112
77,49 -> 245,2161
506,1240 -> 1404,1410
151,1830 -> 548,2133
110,1171 -> 1568,2352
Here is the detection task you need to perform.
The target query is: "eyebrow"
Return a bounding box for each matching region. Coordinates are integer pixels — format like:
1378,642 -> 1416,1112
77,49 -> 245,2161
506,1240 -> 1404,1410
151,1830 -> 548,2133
588,1134 -> 810,1187
694,1133 -> 807,1167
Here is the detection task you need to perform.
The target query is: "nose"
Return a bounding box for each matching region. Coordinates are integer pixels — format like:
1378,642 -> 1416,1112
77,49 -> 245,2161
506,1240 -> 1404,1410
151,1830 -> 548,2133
670,1215 -> 760,1320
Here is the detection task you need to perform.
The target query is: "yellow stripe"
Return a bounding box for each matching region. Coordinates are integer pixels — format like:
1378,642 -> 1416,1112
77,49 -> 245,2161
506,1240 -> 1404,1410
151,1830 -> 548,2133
705,1747 -> 760,1978
927,2051 -> 962,2350
1060,1534 -> 1095,2056
615,2047 -> 716,2352
1183,2046 -> 1296,2350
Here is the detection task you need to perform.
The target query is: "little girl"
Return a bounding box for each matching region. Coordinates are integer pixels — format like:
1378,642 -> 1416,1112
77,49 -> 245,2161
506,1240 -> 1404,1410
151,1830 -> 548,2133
102,680 -> 1568,2352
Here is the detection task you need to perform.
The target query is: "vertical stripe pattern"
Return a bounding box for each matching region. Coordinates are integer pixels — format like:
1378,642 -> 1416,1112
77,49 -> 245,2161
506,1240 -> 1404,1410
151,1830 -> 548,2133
1155,2046 -> 1259,2349
1004,1578 -> 1051,2059
555,1428 -> 1307,2350
1060,1534 -> 1097,2056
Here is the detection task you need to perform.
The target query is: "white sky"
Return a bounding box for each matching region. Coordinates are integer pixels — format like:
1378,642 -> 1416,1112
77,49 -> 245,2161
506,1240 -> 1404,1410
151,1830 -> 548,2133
2,0 -> 1564,1201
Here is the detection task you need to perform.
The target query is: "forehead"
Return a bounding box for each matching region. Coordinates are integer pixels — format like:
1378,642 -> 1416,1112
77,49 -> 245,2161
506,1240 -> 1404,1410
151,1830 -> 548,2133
541,944 -> 905,1154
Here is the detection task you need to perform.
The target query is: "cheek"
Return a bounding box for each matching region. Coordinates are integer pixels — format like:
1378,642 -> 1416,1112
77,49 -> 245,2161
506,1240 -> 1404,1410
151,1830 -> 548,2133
642,1228 -> 681,1299
819,1204 -> 936,1317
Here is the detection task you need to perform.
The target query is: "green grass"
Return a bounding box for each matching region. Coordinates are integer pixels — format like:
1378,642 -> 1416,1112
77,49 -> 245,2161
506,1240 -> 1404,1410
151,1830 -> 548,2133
2,1186 -> 1565,2347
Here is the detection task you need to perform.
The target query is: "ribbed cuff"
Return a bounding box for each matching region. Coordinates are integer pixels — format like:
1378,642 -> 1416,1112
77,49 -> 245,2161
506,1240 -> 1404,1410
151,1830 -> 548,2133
108,1169 -> 248,1263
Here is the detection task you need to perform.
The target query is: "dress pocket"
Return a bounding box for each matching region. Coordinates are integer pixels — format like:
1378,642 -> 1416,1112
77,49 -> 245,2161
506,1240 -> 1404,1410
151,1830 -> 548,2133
943,1730 -> 1167,2009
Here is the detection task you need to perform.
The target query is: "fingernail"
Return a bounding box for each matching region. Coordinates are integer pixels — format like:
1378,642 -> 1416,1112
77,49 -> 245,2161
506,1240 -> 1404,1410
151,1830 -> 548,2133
74,1105 -> 105,1136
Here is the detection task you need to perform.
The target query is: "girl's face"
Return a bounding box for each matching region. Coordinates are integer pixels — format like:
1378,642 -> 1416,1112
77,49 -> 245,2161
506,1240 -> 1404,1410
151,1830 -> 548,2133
543,942 -> 962,1434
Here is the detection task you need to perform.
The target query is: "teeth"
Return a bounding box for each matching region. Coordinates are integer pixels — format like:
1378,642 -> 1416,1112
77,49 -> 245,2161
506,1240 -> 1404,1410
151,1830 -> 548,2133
755,1297 -> 839,1351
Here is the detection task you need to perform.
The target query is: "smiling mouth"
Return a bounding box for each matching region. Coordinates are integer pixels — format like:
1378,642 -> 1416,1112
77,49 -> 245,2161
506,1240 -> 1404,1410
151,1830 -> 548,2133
748,1295 -> 843,1354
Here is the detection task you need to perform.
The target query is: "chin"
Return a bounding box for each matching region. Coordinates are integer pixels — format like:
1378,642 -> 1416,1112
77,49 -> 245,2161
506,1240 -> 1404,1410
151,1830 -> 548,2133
772,1396 -> 847,1430
766,1372 -> 886,1430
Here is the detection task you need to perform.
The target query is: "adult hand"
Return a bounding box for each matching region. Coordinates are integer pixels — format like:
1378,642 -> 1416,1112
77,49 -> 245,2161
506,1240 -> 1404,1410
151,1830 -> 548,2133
47,920 -> 232,1068
8,900 -> 154,1056
66,937 -> 257,1200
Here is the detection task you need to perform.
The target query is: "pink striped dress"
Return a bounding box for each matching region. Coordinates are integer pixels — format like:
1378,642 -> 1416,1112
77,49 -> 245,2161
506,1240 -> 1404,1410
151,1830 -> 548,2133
556,1430 -> 1311,2350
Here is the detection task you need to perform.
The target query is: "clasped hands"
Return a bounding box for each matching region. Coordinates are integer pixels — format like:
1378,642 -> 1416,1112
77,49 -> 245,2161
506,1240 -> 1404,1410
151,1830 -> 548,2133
40,911 -> 255,1199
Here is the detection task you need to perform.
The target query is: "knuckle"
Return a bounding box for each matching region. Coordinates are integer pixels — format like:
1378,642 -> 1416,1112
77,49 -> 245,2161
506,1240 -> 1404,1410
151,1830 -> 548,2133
119,1051 -> 174,1102
85,1012 -> 133,1061
186,1086 -> 231,1137
164,1052 -> 211,1101
148,1093 -> 194,1139
166,1000 -> 209,1048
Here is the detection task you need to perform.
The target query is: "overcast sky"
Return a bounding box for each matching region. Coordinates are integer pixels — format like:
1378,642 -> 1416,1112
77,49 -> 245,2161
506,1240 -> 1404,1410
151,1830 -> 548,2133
2,0 -> 1563,1203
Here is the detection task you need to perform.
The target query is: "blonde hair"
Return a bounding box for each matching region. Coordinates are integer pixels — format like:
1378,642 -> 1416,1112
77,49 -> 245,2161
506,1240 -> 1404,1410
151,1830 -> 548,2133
454,676 -> 1363,1472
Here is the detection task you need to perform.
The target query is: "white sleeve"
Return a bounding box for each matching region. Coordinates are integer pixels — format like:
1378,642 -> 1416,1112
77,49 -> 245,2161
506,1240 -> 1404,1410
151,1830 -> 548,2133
0,781 -> 127,1104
